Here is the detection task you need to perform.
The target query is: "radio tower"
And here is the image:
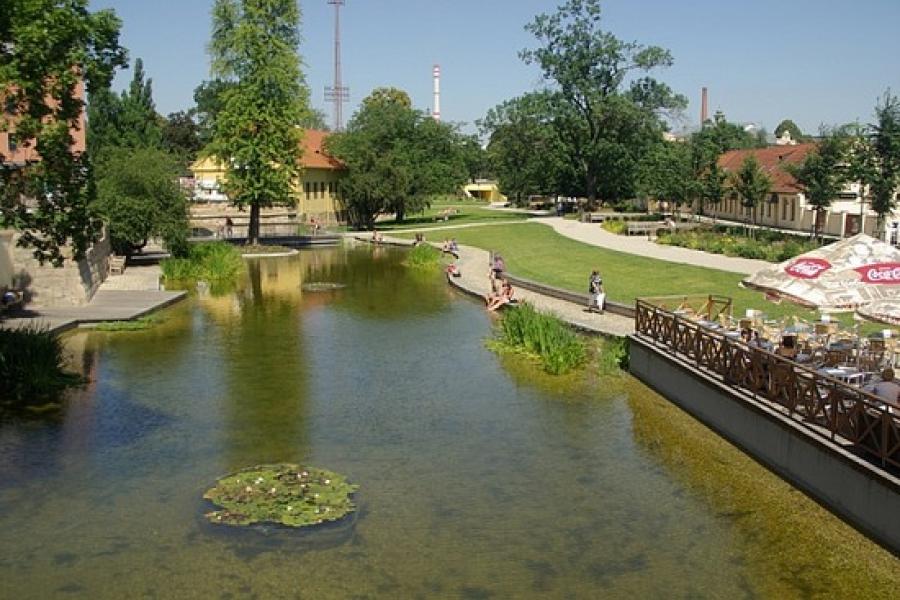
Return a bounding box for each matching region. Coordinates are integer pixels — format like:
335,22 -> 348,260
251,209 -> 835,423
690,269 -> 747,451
324,0 -> 349,131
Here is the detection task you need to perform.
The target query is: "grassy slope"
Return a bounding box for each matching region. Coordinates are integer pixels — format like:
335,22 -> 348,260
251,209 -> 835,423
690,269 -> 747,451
398,222 -> 850,325
375,201 -> 529,231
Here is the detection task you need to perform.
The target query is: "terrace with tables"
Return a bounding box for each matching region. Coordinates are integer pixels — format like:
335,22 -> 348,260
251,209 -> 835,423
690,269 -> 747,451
634,294 -> 900,470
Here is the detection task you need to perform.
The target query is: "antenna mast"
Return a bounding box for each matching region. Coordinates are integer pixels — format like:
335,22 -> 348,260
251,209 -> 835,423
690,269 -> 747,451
325,0 -> 349,131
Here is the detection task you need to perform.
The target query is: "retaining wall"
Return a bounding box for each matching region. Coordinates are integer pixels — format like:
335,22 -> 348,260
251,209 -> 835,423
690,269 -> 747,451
630,334 -> 900,554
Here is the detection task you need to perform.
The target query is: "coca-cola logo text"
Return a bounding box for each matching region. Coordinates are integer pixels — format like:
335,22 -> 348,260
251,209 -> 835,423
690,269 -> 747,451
854,263 -> 900,284
786,258 -> 831,279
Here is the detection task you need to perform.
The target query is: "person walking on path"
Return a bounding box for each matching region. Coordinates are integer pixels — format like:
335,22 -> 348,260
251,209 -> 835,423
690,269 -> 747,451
587,269 -> 605,314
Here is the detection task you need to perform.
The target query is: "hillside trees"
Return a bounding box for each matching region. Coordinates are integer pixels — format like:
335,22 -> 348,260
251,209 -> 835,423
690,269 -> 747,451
0,0 -> 126,264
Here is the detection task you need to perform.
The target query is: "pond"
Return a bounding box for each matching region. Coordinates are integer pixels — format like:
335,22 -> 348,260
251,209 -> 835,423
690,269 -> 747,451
0,245 -> 897,598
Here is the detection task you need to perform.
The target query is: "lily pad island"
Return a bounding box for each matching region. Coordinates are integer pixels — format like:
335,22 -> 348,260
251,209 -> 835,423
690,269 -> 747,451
204,464 -> 358,527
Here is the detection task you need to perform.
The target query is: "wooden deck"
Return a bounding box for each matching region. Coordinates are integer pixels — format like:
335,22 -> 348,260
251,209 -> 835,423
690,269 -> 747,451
0,290 -> 186,334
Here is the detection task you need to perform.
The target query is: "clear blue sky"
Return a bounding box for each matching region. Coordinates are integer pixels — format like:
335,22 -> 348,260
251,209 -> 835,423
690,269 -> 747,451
91,0 -> 900,136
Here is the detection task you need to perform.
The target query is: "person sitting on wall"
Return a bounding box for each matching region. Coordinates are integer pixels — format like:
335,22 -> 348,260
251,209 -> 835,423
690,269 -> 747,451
449,238 -> 459,253
874,368 -> 900,413
372,228 -> 383,243
446,262 -> 461,278
486,280 -> 515,312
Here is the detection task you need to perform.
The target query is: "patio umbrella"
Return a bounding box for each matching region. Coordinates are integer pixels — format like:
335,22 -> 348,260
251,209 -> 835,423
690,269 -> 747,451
742,233 -> 900,311
856,299 -> 900,326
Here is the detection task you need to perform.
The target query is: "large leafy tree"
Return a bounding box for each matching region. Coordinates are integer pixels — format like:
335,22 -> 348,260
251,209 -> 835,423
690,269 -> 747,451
519,0 -> 685,204
637,140 -> 697,217
0,0 -> 126,264
731,155 -> 772,235
784,134 -> 847,239
868,92 -> 900,234
161,110 -> 202,166
327,92 -> 469,229
774,119 -> 804,142
192,79 -> 235,145
479,92 -> 571,204
208,0 -> 310,245
94,147 -> 188,257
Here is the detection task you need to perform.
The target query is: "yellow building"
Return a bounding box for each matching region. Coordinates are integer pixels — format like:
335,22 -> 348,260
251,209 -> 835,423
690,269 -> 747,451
463,180 -> 507,203
190,129 -> 347,225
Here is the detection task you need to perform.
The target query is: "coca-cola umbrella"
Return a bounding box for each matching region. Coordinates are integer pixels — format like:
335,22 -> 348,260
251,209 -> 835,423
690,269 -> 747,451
741,233 -> 900,311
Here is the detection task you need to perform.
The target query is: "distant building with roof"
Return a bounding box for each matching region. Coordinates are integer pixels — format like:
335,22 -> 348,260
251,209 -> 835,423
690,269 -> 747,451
190,129 -> 347,225
462,180 -> 507,203
705,143 -> 886,240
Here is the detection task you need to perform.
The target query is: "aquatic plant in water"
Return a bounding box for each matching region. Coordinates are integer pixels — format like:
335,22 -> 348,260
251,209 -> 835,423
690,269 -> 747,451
402,244 -> 442,270
491,303 -> 587,375
204,464 -> 358,527
161,242 -> 246,283
0,324 -> 82,406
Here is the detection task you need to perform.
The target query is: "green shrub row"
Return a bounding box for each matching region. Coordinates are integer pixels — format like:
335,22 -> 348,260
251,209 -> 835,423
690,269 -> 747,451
161,242 -> 246,283
495,303 -> 587,375
0,325 -> 81,406
657,229 -> 820,262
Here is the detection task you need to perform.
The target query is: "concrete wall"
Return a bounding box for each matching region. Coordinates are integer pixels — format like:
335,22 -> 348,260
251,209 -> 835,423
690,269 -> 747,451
630,336 -> 900,554
0,229 -> 109,307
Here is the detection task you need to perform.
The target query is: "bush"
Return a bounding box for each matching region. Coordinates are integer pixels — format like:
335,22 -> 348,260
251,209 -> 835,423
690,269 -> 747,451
403,244 -> 442,269
656,230 -> 819,262
602,220 -> 627,235
161,242 -> 245,283
0,325 -> 81,406
597,336 -> 629,373
494,303 -> 586,375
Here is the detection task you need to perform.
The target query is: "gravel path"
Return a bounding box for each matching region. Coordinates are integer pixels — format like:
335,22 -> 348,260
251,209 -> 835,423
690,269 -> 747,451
531,217 -> 769,275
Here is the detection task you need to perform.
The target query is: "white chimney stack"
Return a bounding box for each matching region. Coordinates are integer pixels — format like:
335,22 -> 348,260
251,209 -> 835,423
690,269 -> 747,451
432,64 -> 441,122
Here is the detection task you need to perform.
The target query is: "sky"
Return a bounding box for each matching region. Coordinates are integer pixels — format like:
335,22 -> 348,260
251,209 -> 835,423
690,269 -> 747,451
91,0 -> 900,136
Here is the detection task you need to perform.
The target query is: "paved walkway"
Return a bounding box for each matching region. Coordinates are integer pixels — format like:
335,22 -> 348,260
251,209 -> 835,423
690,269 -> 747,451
532,217 -> 769,275
356,235 -> 634,337
2,265 -> 185,334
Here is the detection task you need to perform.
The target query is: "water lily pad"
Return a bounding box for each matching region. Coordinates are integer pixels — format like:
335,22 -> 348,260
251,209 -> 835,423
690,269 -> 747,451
301,282 -> 347,292
203,464 -> 358,528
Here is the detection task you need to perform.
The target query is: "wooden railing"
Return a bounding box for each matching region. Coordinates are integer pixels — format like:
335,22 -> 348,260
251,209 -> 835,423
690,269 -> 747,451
635,298 -> 900,469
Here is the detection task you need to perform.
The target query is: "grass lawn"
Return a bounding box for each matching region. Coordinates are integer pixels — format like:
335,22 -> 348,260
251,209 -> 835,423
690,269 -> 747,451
374,200 -> 529,231
398,222 -> 867,328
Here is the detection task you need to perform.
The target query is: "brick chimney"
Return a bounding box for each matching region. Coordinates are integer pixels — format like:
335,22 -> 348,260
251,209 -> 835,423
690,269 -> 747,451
701,87 -> 709,124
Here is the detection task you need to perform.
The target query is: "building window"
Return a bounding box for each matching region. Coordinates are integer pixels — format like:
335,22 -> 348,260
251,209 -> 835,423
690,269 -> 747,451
7,134 -> 17,153
304,182 -> 311,199
4,97 -> 16,116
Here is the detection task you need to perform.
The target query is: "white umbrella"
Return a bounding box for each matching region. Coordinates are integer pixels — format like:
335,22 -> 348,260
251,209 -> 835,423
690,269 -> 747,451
856,300 -> 900,326
742,233 -> 900,311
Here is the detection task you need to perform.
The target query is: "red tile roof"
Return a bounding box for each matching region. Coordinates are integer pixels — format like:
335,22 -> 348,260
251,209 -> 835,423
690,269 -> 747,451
717,143 -> 817,194
302,129 -> 344,170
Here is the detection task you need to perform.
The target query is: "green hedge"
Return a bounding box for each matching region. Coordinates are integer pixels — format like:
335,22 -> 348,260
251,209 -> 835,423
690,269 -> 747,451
657,229 -> 821,262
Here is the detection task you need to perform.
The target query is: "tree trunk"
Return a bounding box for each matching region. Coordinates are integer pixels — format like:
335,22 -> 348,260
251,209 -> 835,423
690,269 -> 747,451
395,207 -> 405,222
248,202 -> 260,245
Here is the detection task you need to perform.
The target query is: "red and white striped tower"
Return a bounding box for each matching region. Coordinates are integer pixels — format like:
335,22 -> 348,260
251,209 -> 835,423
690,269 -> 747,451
432,64 -> 441,122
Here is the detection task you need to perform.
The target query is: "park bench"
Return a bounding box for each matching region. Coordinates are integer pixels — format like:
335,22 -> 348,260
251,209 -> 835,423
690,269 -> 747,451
626,221 -> 667,236
580,212 -> 608,223
108,255 -> 126,275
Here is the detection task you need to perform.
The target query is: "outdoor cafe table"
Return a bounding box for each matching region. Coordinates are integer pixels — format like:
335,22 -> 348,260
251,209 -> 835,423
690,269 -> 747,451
817,367 -> 867,387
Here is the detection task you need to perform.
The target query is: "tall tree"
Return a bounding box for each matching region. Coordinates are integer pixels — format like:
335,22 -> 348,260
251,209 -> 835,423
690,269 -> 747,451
784,134 -> 847,239
519,0 -> 685,204
0,0 -> 126,264
868,91 -> 900,235
479,92 -> 570,204
731,155 -> 772,236
208,0 -> 310,245
637,140 -> 697,218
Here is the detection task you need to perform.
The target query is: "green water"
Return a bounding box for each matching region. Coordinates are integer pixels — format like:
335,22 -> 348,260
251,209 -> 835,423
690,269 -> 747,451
0,245 -> 896,599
